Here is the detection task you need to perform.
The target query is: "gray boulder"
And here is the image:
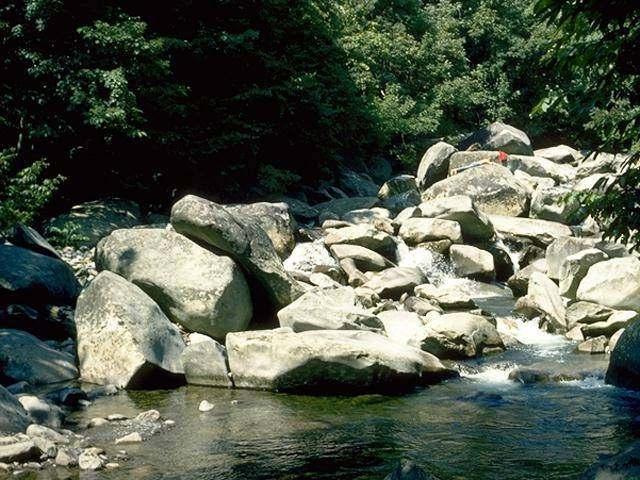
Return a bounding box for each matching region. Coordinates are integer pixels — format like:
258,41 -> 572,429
0,245 -> 80,305
566,301 -> 614,329
545,237 -> 598,279
558,248 -> 608,299
488,215 -> 572,248
421,313 -> 504,359
75,271 -> 185,389
9,224 -> 60,259
418,196 -> 494,242
362,267 -> 425,300
530,185 -> 585,224
225,202 -> 297,259
534,145 -> 583,164
182,334 -> 232,388
96,228 -> 252,340
582,311 -> 639,338
0,330 -> 77,385
507,155 -> 576,184
171,195 -> 304,309
277,287 -> 383,332
607,321 -> 640,389
226,328 -> 453,393
324,224 -> 396,255
399,218 -> 462,245
46,198 -> 142,247
449,245 -> 495,281
378,175 -> 421,213
0,386 -> 30,434
416,142 -> 457,190
342,207 -> 391,225
459,122 -> 533,155
577,257 -> 640,311
422,163 -> 530,217
329,244 -> 392,272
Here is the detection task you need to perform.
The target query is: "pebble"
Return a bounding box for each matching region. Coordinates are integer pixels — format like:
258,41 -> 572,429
164,420 -> 175,427
88,417 -> 109,428
230,400 -> 239,406
135,410 -> 161,423
106,462 -> 120,469
107,413 -> 128,421
198,400 -> 214,412
114,432 -> 143,445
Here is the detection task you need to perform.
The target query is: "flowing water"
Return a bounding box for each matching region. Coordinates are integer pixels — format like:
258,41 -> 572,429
62,245 -> 640,479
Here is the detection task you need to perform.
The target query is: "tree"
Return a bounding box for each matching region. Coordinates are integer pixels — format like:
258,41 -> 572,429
534,0 -> 640,248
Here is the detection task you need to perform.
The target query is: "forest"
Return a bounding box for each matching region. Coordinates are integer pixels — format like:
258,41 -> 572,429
0,0 -> 638,242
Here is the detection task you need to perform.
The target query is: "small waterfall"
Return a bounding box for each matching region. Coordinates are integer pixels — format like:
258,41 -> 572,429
494,234 -> 522,274
395,238 -> 455,285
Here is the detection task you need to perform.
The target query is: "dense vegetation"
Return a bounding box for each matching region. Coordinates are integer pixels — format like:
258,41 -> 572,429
0,1 -> 637,238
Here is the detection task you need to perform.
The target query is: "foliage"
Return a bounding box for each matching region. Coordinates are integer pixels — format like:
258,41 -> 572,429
0,149 -> 64,233
534,0 -> 640,248
46,223 -> 89,249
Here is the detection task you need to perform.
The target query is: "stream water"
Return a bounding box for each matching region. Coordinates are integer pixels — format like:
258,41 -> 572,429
59,245 -> 640,479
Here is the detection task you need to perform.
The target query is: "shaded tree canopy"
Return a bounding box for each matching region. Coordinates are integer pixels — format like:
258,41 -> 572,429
0,0 -> 637,237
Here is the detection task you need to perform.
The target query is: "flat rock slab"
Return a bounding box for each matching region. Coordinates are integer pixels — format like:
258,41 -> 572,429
226,328 -> 453,393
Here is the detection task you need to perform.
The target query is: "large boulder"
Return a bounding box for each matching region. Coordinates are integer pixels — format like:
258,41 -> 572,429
362,267 -> 425,300
449,245 -> 495,281
378,175 -> 421,212
182,334 -> 232,388
324,224 -> 396,255
96,229 -> 252,340
514,272 -> 566,331
421,313 -> 504,359
534,145 -> 583,164
0,245 -> 80,306
577,257 -> 640,311
277,287 -> 383,332
416,142 -> 457,190
530,185 -> 585,224
45,198 -> 142,247
558,248 -> 608,299
329,244 -> 392,272
0,329 -> 77,385
459,122 -> 533,155
342,207 -> 391,225
487,215 -> 572,248
8,224 -> 60,259
0,386 -> 31,434
507,155 -> 576,184
225,202 -> 297,259
170,195 -> 304,309
415,279 -> 514,316
75,271 -> 185,389
545,237 -> 598,279
422,163 -> 530,217
226,328 -> 453,393
606,322 -> 640,390
338,169 -> 379,197
399,218 -> 462,245
418,196 -> 494,242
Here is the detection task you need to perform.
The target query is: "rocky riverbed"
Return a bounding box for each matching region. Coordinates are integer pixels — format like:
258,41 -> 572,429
2,122 -> 640,478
